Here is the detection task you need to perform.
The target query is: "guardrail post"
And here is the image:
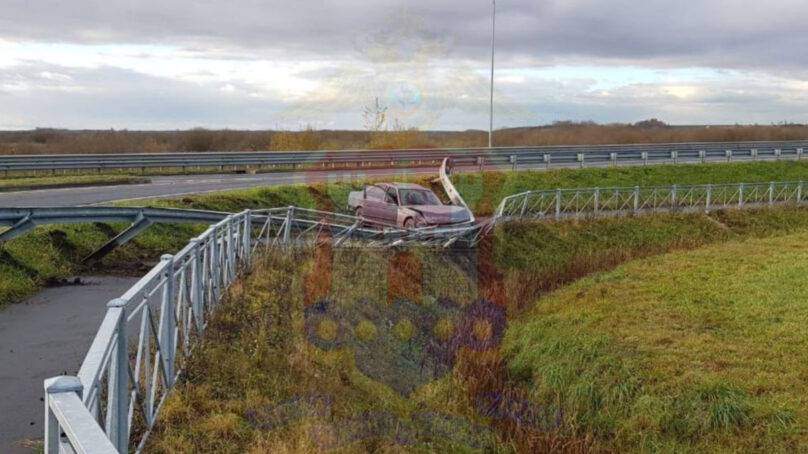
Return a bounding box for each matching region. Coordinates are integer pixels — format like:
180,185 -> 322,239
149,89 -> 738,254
751,148 -> 758,161
510,155 -> 517,171
107,298 -> 129,453
555,189 -> 561,220
477,156 -> 485,171
610,152 -> 617,166
634,186 -> 640,213
726,150 -> 733,162
699,150 -> 706,163
798,148 -> 804,160
769,181 -> 775,206
671,150 -> 678,164
543,154 -> 551,169
577,153 -> 585,168
44,376 -> 83,454
641,152 -> 648,166
706,184 -> 712,213
160,254 -> 176,387
738,183 -> 745,207
594,187 -> 600,214
775,149 -> 782,161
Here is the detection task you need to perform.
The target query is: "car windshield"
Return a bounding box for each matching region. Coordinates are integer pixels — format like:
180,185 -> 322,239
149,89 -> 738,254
399,189 -> 442,206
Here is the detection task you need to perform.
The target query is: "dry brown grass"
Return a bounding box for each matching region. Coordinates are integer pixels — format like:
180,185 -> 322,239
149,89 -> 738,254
3,122 -> 808,155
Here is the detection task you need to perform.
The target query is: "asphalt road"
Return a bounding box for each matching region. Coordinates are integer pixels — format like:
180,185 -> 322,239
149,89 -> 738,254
0,167 -> 459,207
0,276 -> 140,454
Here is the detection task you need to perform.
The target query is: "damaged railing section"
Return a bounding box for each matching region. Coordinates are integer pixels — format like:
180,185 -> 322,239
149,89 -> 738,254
494,181 -> 808,221
43,211 -> 252,454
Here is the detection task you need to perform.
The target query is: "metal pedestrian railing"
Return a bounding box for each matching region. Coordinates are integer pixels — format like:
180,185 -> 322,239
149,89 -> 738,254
493,181 -> 807,220
44,211 -> 252,454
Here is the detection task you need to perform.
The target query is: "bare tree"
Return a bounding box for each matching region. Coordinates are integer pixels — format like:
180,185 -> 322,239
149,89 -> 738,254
362,97 -> 388,132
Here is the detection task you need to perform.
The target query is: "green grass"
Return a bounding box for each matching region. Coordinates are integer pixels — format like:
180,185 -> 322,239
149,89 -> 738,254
504,232 -> 808,453
146,248 -> 505,454
0,175 -> 148,191
453,160 -> 808,215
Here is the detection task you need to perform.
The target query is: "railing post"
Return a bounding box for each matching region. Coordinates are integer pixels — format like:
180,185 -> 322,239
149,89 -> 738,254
160,254 -> 176,387
44,376 -> 83,454
751,148 -> 758,161
641,152 -> 648,166
634,186 -> 640,213
555,189 -> 561,220
106,298 -> 129,453
726,149 -> 733,162
739,183 -> 745,207
577,153 -> 585,168
190,238 -> 203,333
519,194 -> 529,219
699,150 -> 706,163
671,184 -> 678,211
797,148 -> 803,160
706,184 -> 712,213
210,226 -> 219,299
544,154 -> 551,169
775,149 -> 782,161
243,211 -> 252,267
227,216 -> 236,283
283,206 -> 294,244
769,181 -> 775,206
510,155 -> 517,171
671,150 -> 678,164
594,187 -> 600,214
610,152 -> 617,166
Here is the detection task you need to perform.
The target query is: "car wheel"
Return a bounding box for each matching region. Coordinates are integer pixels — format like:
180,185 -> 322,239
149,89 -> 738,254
355,208 -> 364,225
404,218 -> 416,229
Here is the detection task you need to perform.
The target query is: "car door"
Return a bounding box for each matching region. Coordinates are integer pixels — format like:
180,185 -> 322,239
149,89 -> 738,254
362,185 -> 389,223
379,187 -> 400,225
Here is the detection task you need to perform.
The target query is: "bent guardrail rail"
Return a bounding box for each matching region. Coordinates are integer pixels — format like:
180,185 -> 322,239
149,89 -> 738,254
3,140 -> 808,174
493,180 -> 808,221
0,207 -> 235,264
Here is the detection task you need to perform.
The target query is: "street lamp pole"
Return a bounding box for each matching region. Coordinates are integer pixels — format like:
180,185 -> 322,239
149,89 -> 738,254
489,0 -> 496,148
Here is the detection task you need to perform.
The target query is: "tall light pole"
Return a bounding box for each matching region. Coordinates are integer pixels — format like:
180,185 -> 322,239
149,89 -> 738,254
489,0 -> 496,148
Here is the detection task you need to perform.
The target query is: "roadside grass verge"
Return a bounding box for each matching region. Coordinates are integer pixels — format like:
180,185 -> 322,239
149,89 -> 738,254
0,175 -> 148,191
503,232 -> 808,453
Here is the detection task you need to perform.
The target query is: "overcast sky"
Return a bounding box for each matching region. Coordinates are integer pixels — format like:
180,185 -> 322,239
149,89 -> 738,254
1,0 -> 808,130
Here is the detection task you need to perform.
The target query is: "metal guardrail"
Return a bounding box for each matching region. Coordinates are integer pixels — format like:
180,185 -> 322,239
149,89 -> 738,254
494,181 -> 808,220
3,140 -> 808,173
0,207 -> 234,263
44,211 -> 252,454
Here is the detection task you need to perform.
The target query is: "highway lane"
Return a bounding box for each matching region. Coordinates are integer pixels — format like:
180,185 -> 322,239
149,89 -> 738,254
0,156 -> 781,207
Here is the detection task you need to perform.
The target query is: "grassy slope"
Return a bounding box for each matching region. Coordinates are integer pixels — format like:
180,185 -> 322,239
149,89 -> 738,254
147,249 -> 500,454
504,232 -> 808,454
0,175 -> 148,191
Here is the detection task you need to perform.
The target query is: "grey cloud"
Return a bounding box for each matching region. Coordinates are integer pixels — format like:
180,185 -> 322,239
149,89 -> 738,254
3,1 -> 808,71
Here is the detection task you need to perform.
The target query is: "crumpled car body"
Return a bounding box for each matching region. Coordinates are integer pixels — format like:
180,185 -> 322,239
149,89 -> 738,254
347,183 -> 472,228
